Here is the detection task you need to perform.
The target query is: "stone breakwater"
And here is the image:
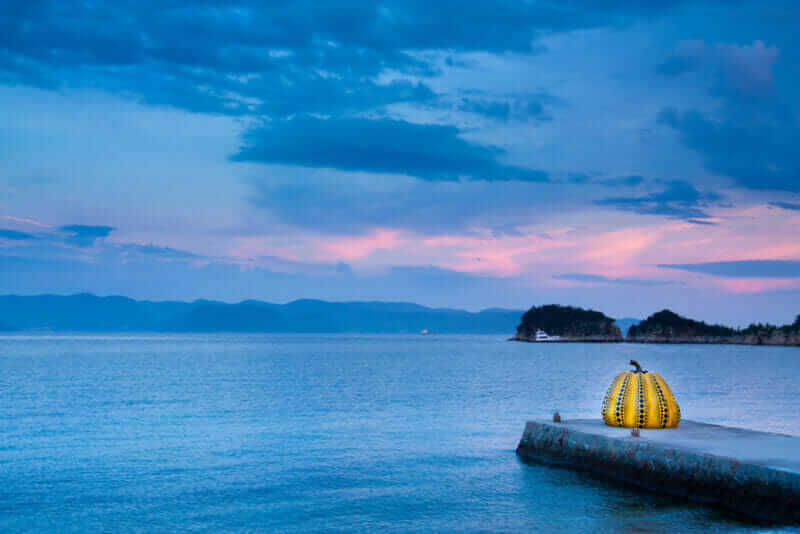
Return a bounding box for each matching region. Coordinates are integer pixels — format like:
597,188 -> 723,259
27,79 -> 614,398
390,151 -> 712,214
516,419 -> 800,523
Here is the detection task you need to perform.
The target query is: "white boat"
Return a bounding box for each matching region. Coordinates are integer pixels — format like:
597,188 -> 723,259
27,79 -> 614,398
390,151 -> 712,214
535,329 -> 561,341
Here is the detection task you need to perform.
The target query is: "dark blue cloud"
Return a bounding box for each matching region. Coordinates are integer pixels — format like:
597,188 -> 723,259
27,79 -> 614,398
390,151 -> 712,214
597,175 -> 645,187
769,201 -> 800,211
659,260 -> 800,278
656,36 -> 799,193
0,2 -> 687,66
658,107 -> 799,192
658,40 -> 780,99
0,229 -> 37,240
568,173 -> 590,184
118,243 -> 202,261
60,225 -> 115,247
553,273 -> 680,286
457,95 -> 552,122
595,180 -> 722,222
657,39 -> 783,100
234,116 -> 548,182
685,218 -> 717,226
657,54 -> 703,76
0,0 -> 695,121
1,2 -> 443,119
458,98 -> 512,120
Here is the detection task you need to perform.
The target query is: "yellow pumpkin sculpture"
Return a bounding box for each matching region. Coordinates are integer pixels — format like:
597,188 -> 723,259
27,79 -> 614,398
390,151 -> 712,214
601,360 -> 681,429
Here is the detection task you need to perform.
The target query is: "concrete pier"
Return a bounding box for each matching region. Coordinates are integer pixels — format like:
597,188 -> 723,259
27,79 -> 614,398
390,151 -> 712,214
516,419 -> 800,523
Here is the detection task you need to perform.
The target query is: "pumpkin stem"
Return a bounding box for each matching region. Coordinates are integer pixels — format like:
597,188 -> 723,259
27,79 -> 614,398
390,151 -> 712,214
629,359 -> 644,373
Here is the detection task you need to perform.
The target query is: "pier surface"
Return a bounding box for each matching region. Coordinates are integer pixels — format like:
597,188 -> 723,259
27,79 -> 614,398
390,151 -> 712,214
516,419 -> 800,523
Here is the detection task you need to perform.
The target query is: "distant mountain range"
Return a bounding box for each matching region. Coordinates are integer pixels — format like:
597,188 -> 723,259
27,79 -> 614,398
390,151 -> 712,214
0,294 -> 526,334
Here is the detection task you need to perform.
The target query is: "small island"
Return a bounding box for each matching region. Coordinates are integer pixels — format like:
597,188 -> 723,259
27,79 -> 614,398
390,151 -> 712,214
511,305 -> 800,346
511,304 -> 623,342
627,309 -> 735,342
628,309 -> 800,346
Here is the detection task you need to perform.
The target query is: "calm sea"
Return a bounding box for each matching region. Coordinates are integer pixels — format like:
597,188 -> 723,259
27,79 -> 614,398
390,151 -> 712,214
1,334 -> 799,533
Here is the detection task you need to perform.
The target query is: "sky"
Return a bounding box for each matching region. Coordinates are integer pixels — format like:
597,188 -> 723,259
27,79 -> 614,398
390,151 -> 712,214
1,0 -> 800,325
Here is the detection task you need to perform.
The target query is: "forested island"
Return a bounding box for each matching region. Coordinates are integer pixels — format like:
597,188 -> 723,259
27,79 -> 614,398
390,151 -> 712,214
628,309 -> 800,345
512,305 -> 800,346
511,304 -> 623,342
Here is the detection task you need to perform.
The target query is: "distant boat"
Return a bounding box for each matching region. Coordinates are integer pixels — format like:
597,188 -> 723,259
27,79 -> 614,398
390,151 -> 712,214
420,329 -> 435,336
535,329 -> 561,342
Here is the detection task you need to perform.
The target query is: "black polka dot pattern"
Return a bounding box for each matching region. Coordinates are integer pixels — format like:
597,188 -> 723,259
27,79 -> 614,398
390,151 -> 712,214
614,374 -> 630,427
636,373 -> 647,429
651,374 -> 669,428
601,373 -> 623,423
601,369 -> 680,429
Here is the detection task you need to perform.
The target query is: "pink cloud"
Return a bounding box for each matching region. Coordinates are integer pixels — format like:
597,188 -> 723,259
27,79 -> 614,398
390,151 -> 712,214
219,204 -> 799,294
319,229 -> 405,261
579,227 -> 663,268
716,278 -> 800,294
449,250 -> 523,276
0,215 -> 53,228
419,232 -> 569,276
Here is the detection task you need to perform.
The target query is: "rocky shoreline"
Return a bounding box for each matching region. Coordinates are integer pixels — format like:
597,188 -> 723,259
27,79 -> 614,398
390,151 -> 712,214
510,334 -> 623,343
511,335 -> 800,346
624,332 -> 800,346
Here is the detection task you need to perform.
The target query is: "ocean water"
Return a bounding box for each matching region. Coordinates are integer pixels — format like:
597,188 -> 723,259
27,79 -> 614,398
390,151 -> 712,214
1,334 -> 799,533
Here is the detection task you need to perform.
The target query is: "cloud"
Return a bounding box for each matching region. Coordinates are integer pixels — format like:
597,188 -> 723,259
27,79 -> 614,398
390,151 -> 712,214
245,168 -> 574,234
60,225 -> 115,247
234,116 -> 548,182
457,94 -> 552,122
0,229 -> 37,241
656,37 -> 797,193
659,260 -> 800,278
659,106 -> 799,193
117,243 -> 202,261
657,40 -> 779,98
568,173 -> 590,184
656,40 -> 707,76
458,98 -> 511,120
1,3 -> 444,122
0,0 -> 686,123
4,228 -> 209,268
553,273 -> 680,286
595,180 -> 722,222
597,175 -> 645,187
0,215 -> 52,229
715,40 -> 780,98
769,201 -> 800,211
